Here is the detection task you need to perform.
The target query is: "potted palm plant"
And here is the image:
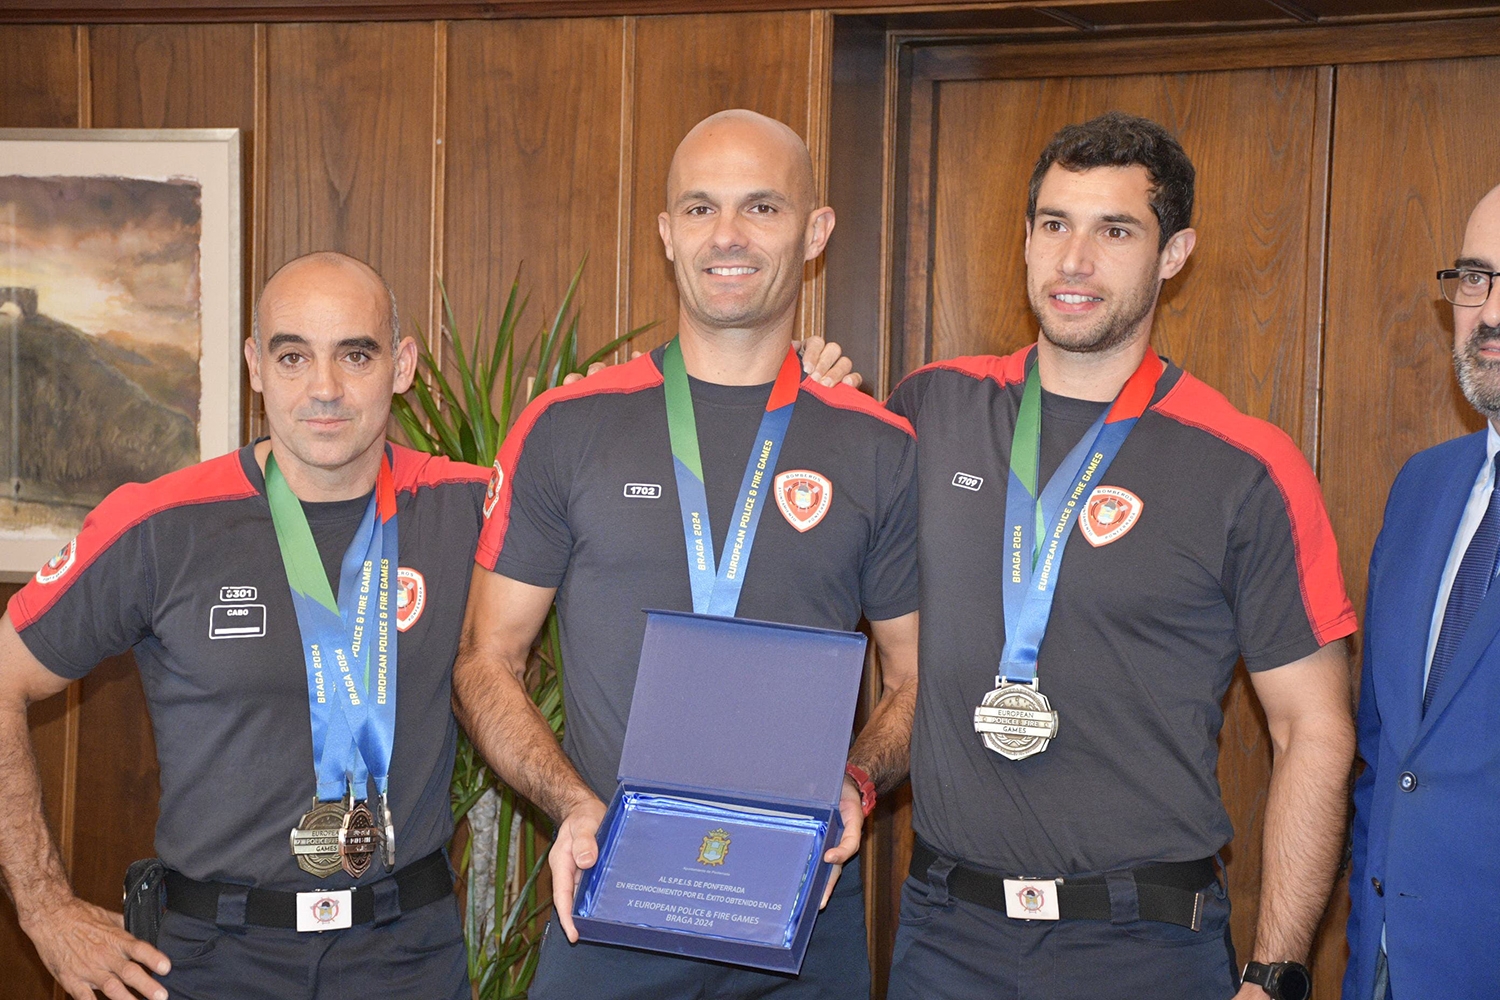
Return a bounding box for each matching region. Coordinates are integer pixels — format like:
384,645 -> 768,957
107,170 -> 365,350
394,259 -> 649,998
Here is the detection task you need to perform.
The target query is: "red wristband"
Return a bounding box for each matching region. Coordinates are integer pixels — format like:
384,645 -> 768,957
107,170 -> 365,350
845,763 -> 876,817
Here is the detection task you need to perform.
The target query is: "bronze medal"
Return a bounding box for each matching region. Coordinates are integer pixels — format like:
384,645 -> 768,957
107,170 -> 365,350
338,800 -> 380,878
291,800 -> 348,878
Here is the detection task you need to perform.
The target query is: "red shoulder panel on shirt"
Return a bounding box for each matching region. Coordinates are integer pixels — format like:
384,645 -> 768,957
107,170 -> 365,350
389,443 -> 490,494
476,355 -> 664,572
801,378 -> 915,437
1151,372 -> 1356,647
893,346 -> 1031,394
8,451 -> 257,631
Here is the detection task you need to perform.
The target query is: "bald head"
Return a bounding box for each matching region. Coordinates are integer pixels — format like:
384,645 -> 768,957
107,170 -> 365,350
656,110 -> 835,343
254,251 -> 398,349
1464,183 -> 1500,253
667,109 -> 816,212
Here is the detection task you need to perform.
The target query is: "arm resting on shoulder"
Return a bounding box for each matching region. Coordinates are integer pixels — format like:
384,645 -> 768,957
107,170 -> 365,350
820,611 -> 919,904
1235,639 -> 1356,997
0,615 -> 170,1000
452,567 -> 603,941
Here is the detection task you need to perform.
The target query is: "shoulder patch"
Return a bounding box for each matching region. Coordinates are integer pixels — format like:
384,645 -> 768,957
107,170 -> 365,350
9,451 -> 257,631
1151,372 -> 1356,646
800,378 -> 914,437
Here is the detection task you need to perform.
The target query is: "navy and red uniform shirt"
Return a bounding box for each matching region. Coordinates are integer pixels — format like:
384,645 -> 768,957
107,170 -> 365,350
476,346 -> 919,800
8,442 -> 489,891
887,347 -> 1357,876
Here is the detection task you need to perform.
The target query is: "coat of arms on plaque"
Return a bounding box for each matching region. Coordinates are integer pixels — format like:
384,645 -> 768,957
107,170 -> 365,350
697,828 -> 731,866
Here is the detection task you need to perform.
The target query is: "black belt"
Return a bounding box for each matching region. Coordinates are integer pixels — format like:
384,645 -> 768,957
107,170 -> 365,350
909,841 -> 1215,931
165,849 -> 452,929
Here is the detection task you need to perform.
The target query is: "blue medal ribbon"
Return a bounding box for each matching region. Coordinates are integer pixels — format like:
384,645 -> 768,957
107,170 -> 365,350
267,451 -> 399,804
663,338 -> 802,617
999,349 -> 1164,685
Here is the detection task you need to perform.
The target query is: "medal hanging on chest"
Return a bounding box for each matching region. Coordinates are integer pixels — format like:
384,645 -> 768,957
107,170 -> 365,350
973,349 -> 1163,760
662,337 -> 802,618
268,450 -> 401,877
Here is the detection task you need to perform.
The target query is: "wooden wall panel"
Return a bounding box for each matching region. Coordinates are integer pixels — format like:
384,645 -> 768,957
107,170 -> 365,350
626,11 -> 822,352
0,26 -> 78,128
1322,55 -> 1500,637
443,18 -> 625,359
263,22 -> 436,337
89,24 -> 256,131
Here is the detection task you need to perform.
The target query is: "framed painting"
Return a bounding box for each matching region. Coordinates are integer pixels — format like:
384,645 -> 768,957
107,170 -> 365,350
0,128 -> 241,581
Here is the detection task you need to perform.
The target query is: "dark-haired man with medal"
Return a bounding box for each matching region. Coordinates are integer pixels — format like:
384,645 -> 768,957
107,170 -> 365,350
885,113 -> 1358,1000
454,109 -> 921,999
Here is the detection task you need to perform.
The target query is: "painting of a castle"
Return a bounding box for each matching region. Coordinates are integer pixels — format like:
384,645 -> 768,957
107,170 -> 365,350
0,174 -> 202,539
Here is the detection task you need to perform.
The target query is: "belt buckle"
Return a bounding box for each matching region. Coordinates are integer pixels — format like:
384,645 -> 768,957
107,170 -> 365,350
296,889 -> 352,932
1002,877 -> 1061,921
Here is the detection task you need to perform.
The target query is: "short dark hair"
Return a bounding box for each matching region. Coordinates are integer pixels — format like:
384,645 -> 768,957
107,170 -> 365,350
1026,112 -> 1195,250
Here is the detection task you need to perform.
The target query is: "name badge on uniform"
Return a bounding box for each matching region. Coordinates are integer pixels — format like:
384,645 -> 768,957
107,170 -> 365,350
1003,878 -> 1061,920
296,889 -> 353,932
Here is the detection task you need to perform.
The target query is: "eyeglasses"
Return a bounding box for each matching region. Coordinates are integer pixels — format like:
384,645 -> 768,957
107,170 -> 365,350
1438,267 -> 1500,307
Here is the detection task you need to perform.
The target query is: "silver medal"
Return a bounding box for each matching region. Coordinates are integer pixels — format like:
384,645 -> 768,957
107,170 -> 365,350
378,792 -> 396,871
973,680 -> 1059,760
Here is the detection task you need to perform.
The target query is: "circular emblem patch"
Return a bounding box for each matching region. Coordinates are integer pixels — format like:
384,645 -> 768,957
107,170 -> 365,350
395,567 -> 426,632
1078,486 -> 1143,548
774,470 -> 832,533
1016,885 -> 1047,914
310,896 -> 341,925
483,460 -> 504,519
35,538 -> 78,585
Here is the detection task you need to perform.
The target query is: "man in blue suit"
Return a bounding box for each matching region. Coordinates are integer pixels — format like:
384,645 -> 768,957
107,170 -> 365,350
1347,182 -> 1500,1000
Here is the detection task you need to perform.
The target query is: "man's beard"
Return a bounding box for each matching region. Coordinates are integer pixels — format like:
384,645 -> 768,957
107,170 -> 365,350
1454,322 -> 1500,417
1029,277 -> 1159,356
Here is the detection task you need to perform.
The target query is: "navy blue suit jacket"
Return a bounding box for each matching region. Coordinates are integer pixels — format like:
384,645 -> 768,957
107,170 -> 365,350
1345,431 -> 1500,1000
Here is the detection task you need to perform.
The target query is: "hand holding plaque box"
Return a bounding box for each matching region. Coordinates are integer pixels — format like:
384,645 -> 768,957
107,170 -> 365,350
572,610 -> 866,973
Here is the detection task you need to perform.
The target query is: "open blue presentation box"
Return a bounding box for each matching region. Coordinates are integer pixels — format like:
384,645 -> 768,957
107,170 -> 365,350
573,609 -> 868,973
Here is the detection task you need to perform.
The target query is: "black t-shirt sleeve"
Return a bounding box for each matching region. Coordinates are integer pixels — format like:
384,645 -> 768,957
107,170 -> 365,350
9,514 -> 154,681
1222,470 -> 1324,672
478,403 -> 574,588
860,432 -> 920,622
885,371 -> 927,425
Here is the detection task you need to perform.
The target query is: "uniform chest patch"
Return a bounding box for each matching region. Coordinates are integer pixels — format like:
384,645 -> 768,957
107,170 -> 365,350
396,567 -> 426,632
774,470 -> 832,532
1079,486 -> 1142,547
483,460 -> 503,519
209,585 -> 266,640
34,538 -> 77,584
